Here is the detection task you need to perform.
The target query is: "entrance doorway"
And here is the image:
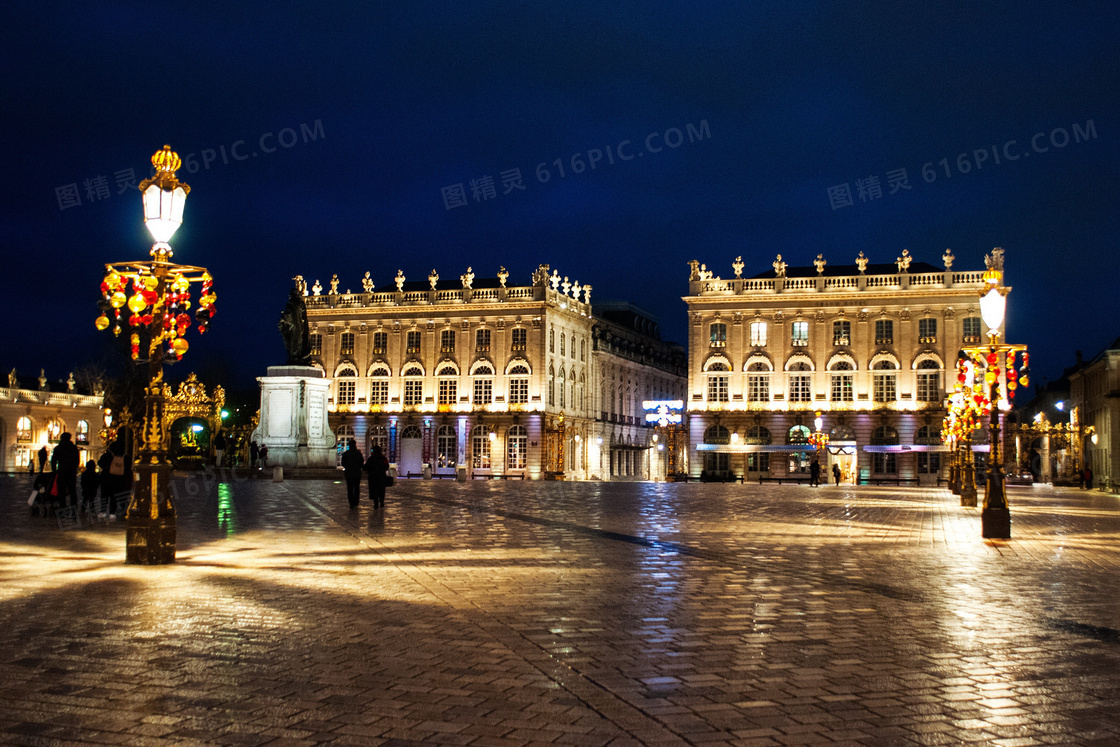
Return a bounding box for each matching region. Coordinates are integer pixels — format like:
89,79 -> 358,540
828,445 -> 857,484
399,425 -> 423,477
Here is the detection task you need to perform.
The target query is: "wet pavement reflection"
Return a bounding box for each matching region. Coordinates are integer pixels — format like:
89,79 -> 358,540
2,471 -> 1119,745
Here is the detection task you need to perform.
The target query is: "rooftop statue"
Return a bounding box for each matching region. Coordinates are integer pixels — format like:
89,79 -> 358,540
278,286 -> 312,366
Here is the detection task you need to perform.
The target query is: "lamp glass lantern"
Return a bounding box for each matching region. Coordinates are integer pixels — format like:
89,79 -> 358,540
142,183 -> 188,244
979,285 -> 1007,338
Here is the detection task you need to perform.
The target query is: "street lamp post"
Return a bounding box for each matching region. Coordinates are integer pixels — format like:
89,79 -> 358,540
808,413 -> 829,482
961,251 -> 1028,539
95,145 -> 217,564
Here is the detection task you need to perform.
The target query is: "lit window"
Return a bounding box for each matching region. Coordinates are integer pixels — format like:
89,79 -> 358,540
441,330 -> 455,353
471,426 -> 491,469
749,321 -> 767,346
337,380 -> 356,405
507,425 -> 527,469
919,318 -> 937,344
875,319 -> 893,345
476,329 -> 491,352
707,375 -> 729,402
372,332 -> 387,355
339,332 -> 355,356
17,416 -> 32,442
436,426 -> 456,468
916,360 -> 942,402
830,372 -> 853,402
438,377 -> 457,405
791,321 -> 809,347
872,360 -> 896,402
833,320 -> 851,346
710,322 -> 727,348
309,333 -> 322,355
406,331 -> 421,354
511,328 -> 527,352
789,374 -> 812,402
963,316 -> 981,344
369,366 -> 389,405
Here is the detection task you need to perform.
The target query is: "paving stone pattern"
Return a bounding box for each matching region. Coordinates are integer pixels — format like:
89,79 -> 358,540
1,471 -> 1119,746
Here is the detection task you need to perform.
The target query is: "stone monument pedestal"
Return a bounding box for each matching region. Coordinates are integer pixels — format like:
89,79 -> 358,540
251,366 -> 335,469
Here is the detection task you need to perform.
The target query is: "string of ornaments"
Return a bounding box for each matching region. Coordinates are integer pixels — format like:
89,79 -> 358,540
95,269 -> 216,362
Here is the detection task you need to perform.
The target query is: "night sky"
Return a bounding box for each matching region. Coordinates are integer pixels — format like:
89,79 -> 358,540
3,2 -> 1117,396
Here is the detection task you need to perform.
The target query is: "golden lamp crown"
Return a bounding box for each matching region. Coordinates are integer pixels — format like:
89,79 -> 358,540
151,144 -> 181,174
982,268 -> 1002,286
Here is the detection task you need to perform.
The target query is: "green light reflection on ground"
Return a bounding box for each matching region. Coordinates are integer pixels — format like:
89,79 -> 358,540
217,482 -> 237,536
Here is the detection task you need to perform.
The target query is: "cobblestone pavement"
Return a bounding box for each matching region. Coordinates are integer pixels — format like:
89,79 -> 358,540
2,472 -> 1119,746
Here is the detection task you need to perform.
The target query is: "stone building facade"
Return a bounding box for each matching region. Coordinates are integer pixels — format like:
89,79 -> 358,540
1069,337 -> 1120,492
1,369 -> 106,473
682,250 -> 996,484
302,265 -> 684,480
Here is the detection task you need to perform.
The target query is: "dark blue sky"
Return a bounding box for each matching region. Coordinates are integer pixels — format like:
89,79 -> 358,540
2,2 -> 1117,393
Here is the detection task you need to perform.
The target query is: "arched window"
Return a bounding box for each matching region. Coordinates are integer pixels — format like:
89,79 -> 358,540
829,424 -> 856,441
703,424 -> 729,473
917,359 -> 942,402
401,425 -> 422,439
369,366 -> 390,405
436,425 -> 456,468
335,365 -> 357,406
507,425 -> 527,469
471,425 -> 491,469
75,420 -> 90,445
787,425 -> 810,444
403,365 -> 424,406
871,425 -> 899,445
746,361 -> 770,402
872,359 -> 897,402
705,358 -> 730,403
829,360 -> 854,402
46,418 -> 63,443
558,368 -> 566,408
704,425 -> 730,444
368,425 -> 388,454
508,364 -> 530,405
745,426 -> 771,444
560,332 -> 566,357
549,326 -> 554,353
915,425 -> 942,445
472,364 -> 493,405
335,425 -> 354,466
548,362 -> 555,407
437,365 -> 458,406
17,416 -> 32,442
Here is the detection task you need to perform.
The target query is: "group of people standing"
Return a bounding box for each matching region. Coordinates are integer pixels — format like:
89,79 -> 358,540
808,458 -> 843,487
32,431 -> 133,519
340,440 -> 390,509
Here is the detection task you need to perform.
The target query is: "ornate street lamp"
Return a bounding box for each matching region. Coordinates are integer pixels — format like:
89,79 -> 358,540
961,250 -> 1028,539
944,353 -> 980,507
808,412 -> 830,456
94,145 -> 217,564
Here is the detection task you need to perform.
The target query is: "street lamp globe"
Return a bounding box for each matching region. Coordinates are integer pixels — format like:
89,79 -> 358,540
979,271 -> 1007,337
140,145 -> 190,246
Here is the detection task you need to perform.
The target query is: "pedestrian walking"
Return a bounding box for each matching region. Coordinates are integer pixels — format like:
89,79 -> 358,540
809,458 -> 821,487
259,444 -> 269,470
250,441 -> 259,470
80,460 -> 99,513
832,463 -> 841,485
1084,467 -> 1093,490
37,445 -> 48,473
50,433 -> 80,507
98,431 -> 133,519
340,439 -> 364,508
364,444 -> 389,508
213,430 -> 227,467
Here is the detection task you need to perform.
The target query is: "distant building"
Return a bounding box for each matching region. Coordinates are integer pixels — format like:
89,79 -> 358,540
1,369 -> 105,472
301,265 -> 684,480
682,251 -> 999,484
1069,339 -> 1120,491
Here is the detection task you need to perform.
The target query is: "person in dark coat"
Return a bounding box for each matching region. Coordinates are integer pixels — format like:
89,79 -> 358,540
364,444 -> 389,508
250,441 -> 259,469
80,460 -> 99,512
213,431 -> 227,467
98,431 -> 133,519
50,432 -> 80,507
809,458 -> 821,487
340,439 -> 364,508
37,445 -> 48,472
832,462 -> 842,486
